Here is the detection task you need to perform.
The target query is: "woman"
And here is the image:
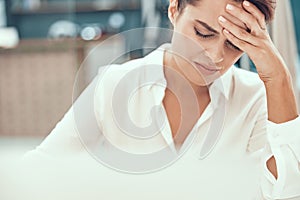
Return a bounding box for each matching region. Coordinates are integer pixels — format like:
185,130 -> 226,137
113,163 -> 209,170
25,0 -> 300,199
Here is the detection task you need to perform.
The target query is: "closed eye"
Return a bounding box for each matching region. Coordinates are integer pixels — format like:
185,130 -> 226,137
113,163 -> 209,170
225,40 -> 242,52
194,27 -> 214,39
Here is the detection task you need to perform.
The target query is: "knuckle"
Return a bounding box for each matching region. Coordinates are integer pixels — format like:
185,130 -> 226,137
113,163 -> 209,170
249,15 -> 258,26
238,8 -> 244,16
259,15 -> 265,22
239,30 -> 247,38
258,48 -> 267,58
238,40 -> 246,47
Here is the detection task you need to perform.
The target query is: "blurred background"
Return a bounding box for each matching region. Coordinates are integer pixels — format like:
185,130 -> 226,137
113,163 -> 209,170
0,0 -> 300,157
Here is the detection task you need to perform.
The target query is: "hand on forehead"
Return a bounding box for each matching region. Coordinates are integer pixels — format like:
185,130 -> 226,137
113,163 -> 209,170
222,2 -> 249,31
187,0 -> 250,33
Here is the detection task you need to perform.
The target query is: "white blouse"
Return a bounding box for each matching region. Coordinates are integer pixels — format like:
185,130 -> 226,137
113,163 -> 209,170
24,44 -> 300,200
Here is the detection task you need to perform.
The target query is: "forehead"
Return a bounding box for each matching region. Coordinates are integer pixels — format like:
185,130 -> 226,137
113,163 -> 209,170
182,0 -> 247,31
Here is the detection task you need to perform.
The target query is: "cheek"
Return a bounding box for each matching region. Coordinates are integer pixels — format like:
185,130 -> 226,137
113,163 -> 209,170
172,20 -> 201,56
222,52 -> 243,71
171,30 -> 201,61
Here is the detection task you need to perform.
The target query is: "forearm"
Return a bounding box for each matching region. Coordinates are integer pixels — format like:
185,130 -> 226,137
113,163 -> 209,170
264,71 -> 299,179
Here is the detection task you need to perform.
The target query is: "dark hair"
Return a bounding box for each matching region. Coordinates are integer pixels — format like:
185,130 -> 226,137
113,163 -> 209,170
177,0 -> 276,24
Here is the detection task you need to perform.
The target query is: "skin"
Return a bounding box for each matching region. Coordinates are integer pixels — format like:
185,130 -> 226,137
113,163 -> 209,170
163,0 -> 299,179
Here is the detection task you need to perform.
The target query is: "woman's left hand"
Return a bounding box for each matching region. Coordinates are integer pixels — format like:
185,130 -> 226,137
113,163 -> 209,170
218,0 -> 298,124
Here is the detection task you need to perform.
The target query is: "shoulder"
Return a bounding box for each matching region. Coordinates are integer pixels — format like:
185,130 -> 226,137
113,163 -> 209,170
96,48 -> 164,91
96,57 -> 147,91
94,52 -> 162,104
232,67 -> 263,88
224,67 -> 268,125
97,45 -> 165,79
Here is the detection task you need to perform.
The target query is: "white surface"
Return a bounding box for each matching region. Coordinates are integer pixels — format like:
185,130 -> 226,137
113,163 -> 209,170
0,137 -> 43,159
0,27 -> 19,48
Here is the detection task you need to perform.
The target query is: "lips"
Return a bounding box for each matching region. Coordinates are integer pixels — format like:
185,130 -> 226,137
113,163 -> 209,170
193,62 -> 221,75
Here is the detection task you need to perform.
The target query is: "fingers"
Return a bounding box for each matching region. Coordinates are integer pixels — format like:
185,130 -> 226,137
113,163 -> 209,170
242,1 -> 267,31
224,2 -> 267,36
218,16 -> 259,46
222,28 -> 260,55
218,0 -> 271,52
225,3 -> 261,35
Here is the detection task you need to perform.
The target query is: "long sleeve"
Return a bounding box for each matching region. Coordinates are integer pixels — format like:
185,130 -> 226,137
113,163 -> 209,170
260,117 -> 300,199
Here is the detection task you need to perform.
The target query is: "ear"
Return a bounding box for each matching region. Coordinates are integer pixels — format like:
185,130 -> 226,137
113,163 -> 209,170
168,0 -> 179,26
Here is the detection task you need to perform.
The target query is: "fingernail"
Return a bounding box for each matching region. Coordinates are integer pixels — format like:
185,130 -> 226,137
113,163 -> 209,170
219,16 -> 226,23
243,1 -> 250,6
226,4 -> 234,10
223,29 -> 230,34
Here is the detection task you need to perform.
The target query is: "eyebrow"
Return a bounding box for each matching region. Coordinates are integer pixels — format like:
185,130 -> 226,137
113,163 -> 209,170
195,19 -> 219,34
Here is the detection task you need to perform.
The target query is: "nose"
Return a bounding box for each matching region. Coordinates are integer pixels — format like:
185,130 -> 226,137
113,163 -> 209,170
204,46 -> 224,64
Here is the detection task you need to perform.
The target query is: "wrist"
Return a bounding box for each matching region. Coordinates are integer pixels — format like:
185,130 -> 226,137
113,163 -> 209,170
263,71 -> 299,123
262,69 -> 291,88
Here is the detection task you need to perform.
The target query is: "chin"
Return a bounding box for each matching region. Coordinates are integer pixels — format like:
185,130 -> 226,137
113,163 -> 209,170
188,70 -> 223,87
185,63 -> 226,86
